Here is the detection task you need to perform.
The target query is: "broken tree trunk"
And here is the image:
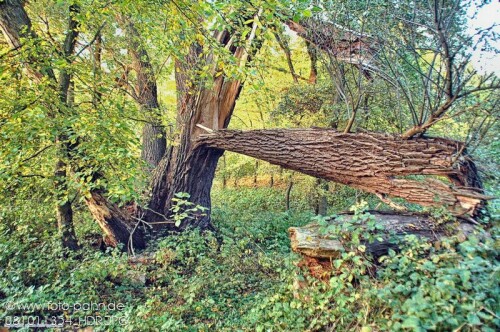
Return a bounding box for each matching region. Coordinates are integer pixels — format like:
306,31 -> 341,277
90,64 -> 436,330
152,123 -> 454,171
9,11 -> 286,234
288,211 -> 476,259
85,191 -> 145,249
289,211 -> 481,282
144,12 -> 264,230
198,128 -> 488,216
139,6 -> 266,235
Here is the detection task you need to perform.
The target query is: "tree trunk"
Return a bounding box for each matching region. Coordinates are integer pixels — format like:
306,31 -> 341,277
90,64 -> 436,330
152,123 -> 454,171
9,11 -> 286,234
52,4 -> 81,251
289,211 -> 478,259
0,0 -> 31,48
145,77 -> 242,229
314,178 -> 328,216
198,128 -> 488,216
253,160 -> 259,185
305,40 -> 318,84
0,1 -> 148,251
145,38 -> 246,230
274,32 -> 298,83
54,158 -> 79,251
145,8 -> 264,232
85,191 -> 145,249
222,154 -> 227,189
0,0 -> 55,80
285,179 -> 293,211
120,16 -> 166,168
1,1 -> 80,250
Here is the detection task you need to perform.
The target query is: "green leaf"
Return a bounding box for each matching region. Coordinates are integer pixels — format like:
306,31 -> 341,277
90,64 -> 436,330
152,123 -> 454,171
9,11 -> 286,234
467,313 -> 481,325
401,316 -> 420,329
302,9 -> 312,18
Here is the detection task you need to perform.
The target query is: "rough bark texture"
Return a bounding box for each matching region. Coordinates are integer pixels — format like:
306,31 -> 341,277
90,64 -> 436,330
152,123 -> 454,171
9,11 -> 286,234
0,0 -> 55,80
289,211 -> 477,259
146,46 -> 243,229
121,17 -> 166,168
145,13 -> 263,231
85,191 -> 145,249
199,128 -> 488,216
0,0 -> 32,49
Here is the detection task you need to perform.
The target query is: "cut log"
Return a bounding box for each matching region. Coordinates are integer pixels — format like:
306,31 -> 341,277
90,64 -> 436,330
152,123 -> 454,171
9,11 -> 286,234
288,211 -> 477,259
198,128 -> 489,216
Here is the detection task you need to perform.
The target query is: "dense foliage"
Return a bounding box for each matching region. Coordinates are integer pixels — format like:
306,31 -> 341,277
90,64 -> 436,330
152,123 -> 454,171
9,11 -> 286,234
0,0 -> 499,330
1,188 -> 498,331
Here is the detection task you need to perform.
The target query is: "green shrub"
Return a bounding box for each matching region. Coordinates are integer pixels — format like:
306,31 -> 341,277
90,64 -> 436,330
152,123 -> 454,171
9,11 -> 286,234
1,190 -> 498,331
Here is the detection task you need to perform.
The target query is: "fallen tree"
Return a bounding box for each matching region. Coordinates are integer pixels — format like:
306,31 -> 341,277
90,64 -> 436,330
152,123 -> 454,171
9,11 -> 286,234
288,210 -> 484,282
288,211 -> 477,259
2,1 -> 493,253
198,128 -> 489,217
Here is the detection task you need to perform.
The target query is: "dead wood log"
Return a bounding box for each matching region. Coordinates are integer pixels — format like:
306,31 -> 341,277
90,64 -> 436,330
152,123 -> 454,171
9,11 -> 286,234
288,211 -> 477,260
287,19 -> 381,78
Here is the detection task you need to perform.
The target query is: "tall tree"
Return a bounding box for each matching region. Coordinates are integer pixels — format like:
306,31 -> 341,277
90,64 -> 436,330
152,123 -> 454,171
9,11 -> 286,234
144,4 -> 266,229
1,0 -> 496,251
118,15 -> 166,168
0,0 -> 80,250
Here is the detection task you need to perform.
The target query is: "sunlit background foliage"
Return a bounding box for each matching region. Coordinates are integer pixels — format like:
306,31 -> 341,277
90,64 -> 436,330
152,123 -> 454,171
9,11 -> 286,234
0,0 -> 498,330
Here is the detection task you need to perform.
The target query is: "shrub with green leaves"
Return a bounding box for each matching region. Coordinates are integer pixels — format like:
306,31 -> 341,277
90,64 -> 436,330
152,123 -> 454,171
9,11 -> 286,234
1,189 -> 498,331
377,234 -> 499,331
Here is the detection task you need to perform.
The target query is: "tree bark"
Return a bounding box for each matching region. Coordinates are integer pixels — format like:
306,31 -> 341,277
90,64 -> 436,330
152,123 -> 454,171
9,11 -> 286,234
285,178 -> 293,211
253,160 -> 259,185
145,63 -> 243,229
120,16 -> 166,168
0,0 -> 31,49
0,0 -> 55,80
274,32 -> 298,83
145,9 -> 264,231
305,40 -> 318,84
53,4 -> 81,251
289,211 -> 478,259
54,159 -> 79,251
222,154 -> 227,188
314,178 -> 328,216
85,191 -> 145,249
198,128 -> 488,216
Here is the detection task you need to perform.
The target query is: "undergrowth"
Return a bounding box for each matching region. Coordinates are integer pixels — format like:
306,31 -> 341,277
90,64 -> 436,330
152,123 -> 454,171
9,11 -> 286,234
0,187 -> 498,331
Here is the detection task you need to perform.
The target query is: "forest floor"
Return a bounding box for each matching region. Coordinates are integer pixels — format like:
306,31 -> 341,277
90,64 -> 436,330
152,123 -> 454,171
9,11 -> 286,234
0,186 -> 498,331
